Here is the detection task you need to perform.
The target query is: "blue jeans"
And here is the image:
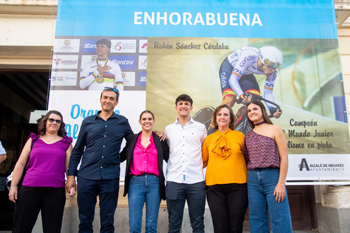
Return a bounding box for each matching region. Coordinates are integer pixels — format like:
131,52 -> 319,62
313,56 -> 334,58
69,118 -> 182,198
247,168 -> 293,233
128,174 -> 161,233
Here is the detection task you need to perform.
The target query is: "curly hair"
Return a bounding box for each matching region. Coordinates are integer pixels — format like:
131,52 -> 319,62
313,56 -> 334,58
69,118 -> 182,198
37,110 -> 67,136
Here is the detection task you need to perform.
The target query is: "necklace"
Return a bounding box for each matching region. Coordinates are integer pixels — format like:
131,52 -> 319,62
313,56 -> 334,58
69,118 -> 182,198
46,135 -> 58,143
254,121 -> 265,126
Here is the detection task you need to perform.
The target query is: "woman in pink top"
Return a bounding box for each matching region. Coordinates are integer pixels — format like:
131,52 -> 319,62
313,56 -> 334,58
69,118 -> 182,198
8,110 -> 73,233
120,110 -> 169,233
244,101 -> 292,233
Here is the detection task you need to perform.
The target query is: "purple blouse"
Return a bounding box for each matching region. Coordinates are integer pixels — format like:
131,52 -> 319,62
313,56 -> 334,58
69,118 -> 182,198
22,133 -> 72,188
244,130 -> 280,170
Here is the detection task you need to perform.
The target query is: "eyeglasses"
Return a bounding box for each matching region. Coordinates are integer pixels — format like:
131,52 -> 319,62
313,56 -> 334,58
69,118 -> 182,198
48,118 -> 61,124
104,87 -> 118,92
263,58 -> 281,69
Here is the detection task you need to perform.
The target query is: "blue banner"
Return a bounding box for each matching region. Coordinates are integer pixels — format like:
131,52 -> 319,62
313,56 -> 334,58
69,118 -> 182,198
56,0 -> 337,39
52,0 -> 350,180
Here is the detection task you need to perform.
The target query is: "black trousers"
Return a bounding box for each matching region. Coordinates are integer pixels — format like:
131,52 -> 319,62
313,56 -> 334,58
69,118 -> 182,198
12,186 -> 66,233
206,183 -> 248,233
77,176 -> 120,233
166,181 -> 206,233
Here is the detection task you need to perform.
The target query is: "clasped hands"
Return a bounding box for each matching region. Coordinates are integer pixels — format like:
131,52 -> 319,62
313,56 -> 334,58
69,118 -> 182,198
65,176 -> 76,197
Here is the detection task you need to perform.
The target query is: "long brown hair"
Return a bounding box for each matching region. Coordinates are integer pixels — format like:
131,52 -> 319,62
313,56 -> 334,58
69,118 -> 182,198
37,110 -> 67,136
211,104 -> 236,130
246,100 -> 273,129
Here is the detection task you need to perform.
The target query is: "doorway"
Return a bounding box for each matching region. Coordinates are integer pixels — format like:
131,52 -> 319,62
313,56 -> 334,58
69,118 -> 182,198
0,71 -> 49,230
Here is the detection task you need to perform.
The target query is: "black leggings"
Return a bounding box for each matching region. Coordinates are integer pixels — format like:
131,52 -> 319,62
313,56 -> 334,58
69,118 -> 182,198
12,186 -> 66,233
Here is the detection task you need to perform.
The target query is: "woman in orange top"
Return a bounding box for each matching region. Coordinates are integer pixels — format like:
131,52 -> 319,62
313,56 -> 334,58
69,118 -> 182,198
202,104 -> 248,233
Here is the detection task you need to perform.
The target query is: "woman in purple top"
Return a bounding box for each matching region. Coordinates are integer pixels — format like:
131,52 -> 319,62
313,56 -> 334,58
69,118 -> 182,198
244,101 -> 292,233
120,110 -> 169,233
8,110 -> 73,233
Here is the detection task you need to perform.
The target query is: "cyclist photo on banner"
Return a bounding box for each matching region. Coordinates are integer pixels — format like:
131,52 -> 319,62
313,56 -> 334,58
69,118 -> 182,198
194,46 -> 283,135
79,39 -> 124,91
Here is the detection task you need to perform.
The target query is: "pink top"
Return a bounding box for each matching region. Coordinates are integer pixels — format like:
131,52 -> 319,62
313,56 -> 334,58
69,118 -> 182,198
22,133 -> 72,188
130,133 -> 159,176
244,130 -> 280,170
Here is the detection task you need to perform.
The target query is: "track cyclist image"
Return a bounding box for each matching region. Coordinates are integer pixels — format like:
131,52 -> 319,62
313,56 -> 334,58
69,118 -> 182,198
194,46 -> 283,134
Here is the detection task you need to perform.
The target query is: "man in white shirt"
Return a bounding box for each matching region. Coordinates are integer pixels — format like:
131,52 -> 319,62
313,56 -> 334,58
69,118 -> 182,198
80,39 -> 124,91
164,94 -> 207,233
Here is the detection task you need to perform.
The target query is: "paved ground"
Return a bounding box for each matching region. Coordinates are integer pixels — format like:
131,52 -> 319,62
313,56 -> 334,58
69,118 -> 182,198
1,231 -> 319,233
242,231 -> 318,233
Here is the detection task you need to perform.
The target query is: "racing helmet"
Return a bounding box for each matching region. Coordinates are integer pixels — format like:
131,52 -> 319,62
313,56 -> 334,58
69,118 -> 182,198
258,46 -> 283,69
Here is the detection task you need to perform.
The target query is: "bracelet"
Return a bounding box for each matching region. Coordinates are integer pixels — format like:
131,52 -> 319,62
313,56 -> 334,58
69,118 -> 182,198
10,186 -> 18,189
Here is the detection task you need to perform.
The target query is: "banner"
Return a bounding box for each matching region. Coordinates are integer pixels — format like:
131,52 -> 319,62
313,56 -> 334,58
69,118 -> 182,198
51,0 -> 350,181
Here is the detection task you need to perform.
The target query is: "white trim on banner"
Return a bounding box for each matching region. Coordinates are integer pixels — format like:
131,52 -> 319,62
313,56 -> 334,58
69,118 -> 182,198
286,181 -> 350,186
287,154 -> 350,180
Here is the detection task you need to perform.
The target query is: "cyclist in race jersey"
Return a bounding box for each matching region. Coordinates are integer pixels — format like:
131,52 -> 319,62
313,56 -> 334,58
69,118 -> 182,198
219,46 -> 283,119
80,39 -> 124,91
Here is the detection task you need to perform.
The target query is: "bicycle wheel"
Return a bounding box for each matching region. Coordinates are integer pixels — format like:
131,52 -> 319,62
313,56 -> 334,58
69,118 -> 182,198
193,107 -> 215,134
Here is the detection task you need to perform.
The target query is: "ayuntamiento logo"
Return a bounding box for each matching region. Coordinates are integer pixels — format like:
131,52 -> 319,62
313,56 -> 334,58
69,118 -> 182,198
298,158 -> 345,172
299,158 -> 309,171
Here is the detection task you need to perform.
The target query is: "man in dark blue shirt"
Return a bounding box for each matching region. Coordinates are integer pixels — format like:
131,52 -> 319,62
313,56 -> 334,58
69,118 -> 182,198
66,87 -> 133,233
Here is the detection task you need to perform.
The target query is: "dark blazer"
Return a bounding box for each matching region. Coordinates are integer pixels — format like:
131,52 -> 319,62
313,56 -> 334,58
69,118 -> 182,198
120,131 -> 169,200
